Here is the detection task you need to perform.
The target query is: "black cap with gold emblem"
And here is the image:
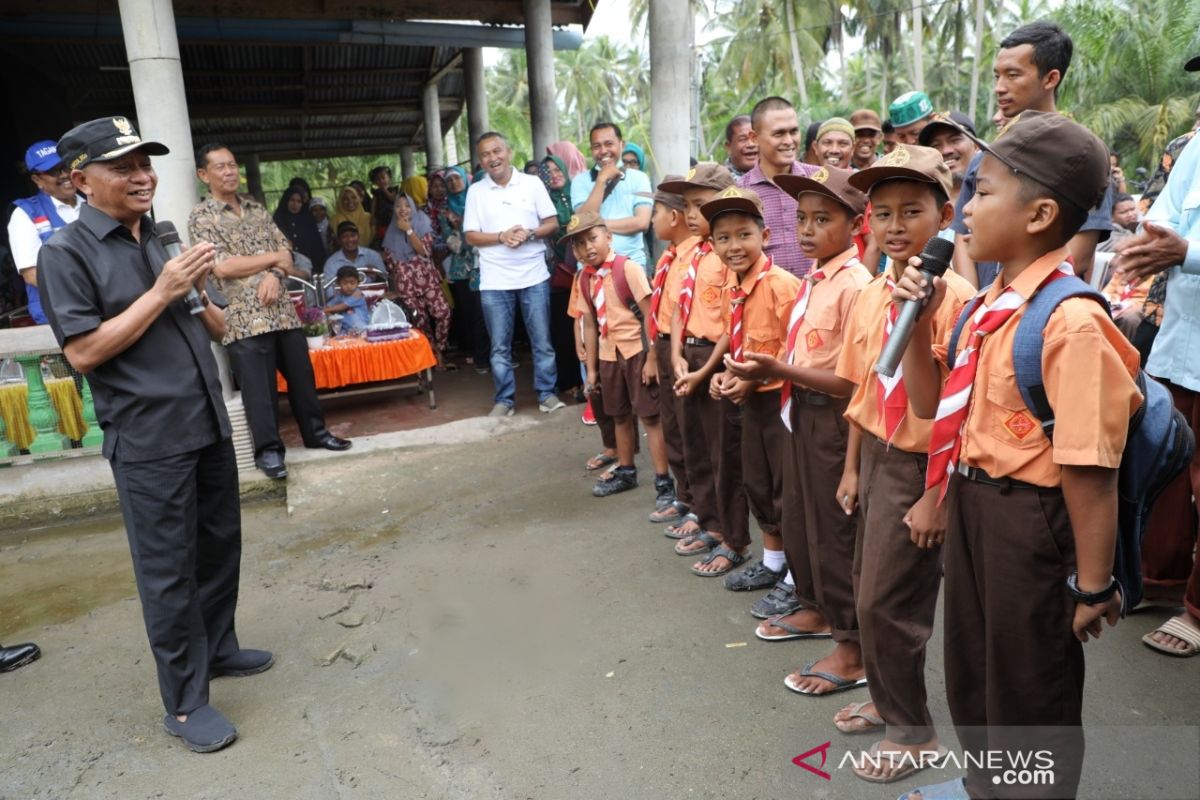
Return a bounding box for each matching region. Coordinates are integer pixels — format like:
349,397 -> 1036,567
57,116 -> 169,172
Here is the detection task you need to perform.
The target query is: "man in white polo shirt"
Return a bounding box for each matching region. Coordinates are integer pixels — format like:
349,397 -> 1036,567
464,131 -> 565,416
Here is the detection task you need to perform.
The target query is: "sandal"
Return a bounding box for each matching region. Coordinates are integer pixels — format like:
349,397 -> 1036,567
585,452 -> 617,472
663,513 -> 701,539
834,701 -> 885,734
784,660 -> 868,696
1142,616 -> 1200,657
690,544 -> 749,577
674,530 -> 720,556
756,614 -> 834,642
853,741 -> 950,784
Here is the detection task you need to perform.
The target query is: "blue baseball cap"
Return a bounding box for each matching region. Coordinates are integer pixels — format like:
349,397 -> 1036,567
24,140 -> 62,173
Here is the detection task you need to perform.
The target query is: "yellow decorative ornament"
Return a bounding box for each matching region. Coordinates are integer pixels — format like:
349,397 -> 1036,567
113,117 -> 134,136
812,167 -> 830,183
686,167 -> 697,180
879,147 -> 912,167
567,214 -> 580,231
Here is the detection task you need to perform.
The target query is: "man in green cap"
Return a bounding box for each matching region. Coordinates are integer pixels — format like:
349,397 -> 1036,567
888,90 -> 935,145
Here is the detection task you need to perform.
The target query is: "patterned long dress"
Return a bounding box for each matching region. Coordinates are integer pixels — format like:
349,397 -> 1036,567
383,232 -> 451,354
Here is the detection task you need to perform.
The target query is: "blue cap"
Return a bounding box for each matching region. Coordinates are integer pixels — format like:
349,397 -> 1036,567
25,140 -> 62,173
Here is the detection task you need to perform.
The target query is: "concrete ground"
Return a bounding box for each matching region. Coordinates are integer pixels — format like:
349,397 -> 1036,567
1,406 -> 1198,800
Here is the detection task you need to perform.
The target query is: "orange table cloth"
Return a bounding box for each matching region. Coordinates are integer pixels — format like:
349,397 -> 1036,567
277,332 -> 437,392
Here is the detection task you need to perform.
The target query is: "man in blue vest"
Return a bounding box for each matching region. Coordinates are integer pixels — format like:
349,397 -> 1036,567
7,140 -> 82,324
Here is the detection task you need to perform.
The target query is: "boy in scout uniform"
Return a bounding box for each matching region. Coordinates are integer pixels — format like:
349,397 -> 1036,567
568,210 -> 672,503
814,147 -> 977,783
895,112 -> 1141,800
694,186 -> 802,585
639,178 -> 699,528
663,164 -> 743,567
724,169 -> 872,702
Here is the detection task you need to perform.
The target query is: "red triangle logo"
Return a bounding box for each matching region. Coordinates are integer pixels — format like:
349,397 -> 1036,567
792,741 -> 832,780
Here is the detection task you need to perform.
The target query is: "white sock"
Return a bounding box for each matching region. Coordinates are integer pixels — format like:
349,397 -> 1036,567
782,570 -> 794,587
763,548 -> 786,573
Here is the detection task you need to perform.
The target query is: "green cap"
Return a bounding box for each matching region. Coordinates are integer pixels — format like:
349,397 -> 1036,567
889,91 -> 934,128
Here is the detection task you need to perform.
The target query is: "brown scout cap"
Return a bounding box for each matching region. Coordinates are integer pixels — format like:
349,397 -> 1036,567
969,110 -> 1109,213
635,174 -> 687,212
774,165 -> 867,215
658,162 -> 735,194
700,185 -> 764,223
848,143 -> 954,200
558,208 -> 607,245
849,108 -> 883,133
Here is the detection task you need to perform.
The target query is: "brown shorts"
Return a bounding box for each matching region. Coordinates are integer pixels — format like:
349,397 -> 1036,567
599,350 -> 660,419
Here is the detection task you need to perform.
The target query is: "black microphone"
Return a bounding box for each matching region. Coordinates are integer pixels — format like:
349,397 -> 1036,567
156,221 -> 205,316
874,236 -> 955,378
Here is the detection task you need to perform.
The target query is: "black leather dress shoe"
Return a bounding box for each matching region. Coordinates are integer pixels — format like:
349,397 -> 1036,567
254,450 -> 288,480
211,648 -> 274,678
0,642 -> 41,673
311,434 -> 351,451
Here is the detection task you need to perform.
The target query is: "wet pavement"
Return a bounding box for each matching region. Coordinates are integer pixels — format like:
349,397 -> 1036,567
1,406 -> 1198,800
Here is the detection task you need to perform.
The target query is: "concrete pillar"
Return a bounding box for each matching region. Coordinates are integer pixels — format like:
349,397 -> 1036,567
117,0 -> 198,242
422,82 -> 444,171
445,126 -> 460,167
400,146 -> 416,180
649,0 -> 691,180
522,0 -> 559,157
244,153 -> 265,204
463,47 -> 489,152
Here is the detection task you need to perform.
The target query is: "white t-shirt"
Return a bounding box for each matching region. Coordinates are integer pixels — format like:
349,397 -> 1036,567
463,170 -> 557,291
7,195 -> 83,272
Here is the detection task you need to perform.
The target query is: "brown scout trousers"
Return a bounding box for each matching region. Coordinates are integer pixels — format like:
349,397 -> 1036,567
852,434 -> 941,745
679,342 -> 724,533
781,393 -> 859,642
944,475 -> 1084,799
738,388 -> 785,539
655,336 -> 692,507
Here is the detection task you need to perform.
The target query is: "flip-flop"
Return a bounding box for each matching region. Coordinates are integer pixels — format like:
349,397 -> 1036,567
756,615 -> 833,642
853,742 -> 950,784
585,453 -> 617,471
1141,616 -> 1200,657
894,777 -> 969,800
674,530 -> 720,556
690,544 -> 748,577
785,660 -> 868,696
834,701 -> 885,734
663,513 -> 701,539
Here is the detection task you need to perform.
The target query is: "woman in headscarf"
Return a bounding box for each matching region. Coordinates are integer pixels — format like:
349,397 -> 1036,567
331,186 -> 372,245
435,166 -> 489,371
425,171 -> 451,268
546,141 -> 587,179
349,180 -> 372,215
273,187 -> 328,273
309,196 -> 336,254
288,176 -> 312,204
621,142 -> 645,171
401,175 -> 428,209
539,155 -> 583,398
382,194 -> 453,369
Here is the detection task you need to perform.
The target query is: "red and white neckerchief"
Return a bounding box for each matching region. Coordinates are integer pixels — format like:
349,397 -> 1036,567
729,257 -> 775,362
677,241 -> 713,333
779,265 -> 828,430
925,262 -> 1073,501
591,264 -> 611,337
876,272 -> 909,445
647,244 -> 677,340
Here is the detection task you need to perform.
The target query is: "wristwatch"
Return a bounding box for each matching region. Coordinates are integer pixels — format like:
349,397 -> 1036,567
269,268 -> 286,281
199,290 -> 211,308
1066,571 -> 1119,605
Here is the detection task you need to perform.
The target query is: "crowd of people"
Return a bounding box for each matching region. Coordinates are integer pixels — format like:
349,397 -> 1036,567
1,15 -> 1198,800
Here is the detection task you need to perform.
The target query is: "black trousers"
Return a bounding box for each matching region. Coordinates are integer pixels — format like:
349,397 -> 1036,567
450,280 -> 490,365
110,438 -> 242,715
550,287 -> 581,393
227,328 -> 329,457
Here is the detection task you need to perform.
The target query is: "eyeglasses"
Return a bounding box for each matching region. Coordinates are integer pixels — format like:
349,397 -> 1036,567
33,164 -> 69,177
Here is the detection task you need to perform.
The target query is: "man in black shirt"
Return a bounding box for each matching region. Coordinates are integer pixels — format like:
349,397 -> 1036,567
37,117 -> 271,754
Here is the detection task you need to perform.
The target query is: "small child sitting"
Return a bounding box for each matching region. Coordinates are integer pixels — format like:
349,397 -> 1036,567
325,265 -> 371,334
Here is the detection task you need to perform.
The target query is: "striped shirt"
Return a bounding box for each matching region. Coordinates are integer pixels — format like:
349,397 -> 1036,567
737,161 -> 819,278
